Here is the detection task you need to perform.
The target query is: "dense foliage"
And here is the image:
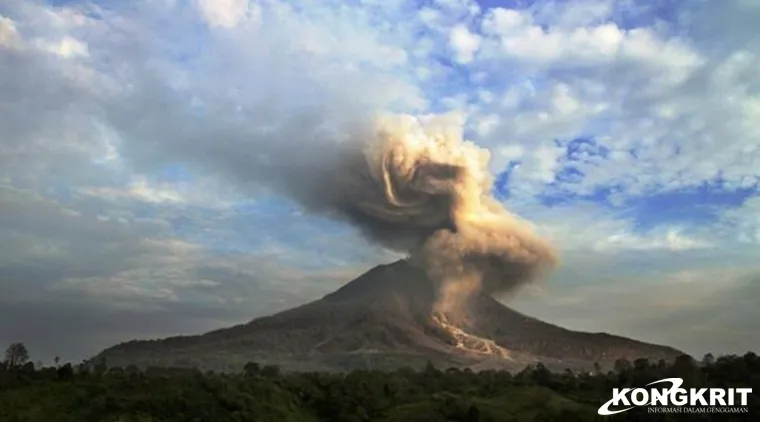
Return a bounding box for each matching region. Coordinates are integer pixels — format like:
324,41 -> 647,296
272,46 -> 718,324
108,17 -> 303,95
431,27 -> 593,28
1,345 -> 758,422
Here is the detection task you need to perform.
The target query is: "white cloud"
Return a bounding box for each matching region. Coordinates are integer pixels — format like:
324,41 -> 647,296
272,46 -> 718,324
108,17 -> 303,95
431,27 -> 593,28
449,24 -> 481,64
34,35 -> 88,58
481,8 -> 528,35
472,2 -> 759,200
592,229 -> 712,253
80,178 -> 189,205
522,201 -> 714,255
721,196 -> 760,244
496,144 -> 524,162
501,143 -> 566,188
0,15 -> 21,47
473,114 -> 499,136
196,0 -> 257,28
529,0 -> 617,29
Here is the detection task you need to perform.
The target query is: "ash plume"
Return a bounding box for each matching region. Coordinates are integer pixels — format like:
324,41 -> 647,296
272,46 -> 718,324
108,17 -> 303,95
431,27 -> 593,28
110,95 -> 558,313
51,3 -> 560,314
313,112 -> 559,313
104,73 -> 557,315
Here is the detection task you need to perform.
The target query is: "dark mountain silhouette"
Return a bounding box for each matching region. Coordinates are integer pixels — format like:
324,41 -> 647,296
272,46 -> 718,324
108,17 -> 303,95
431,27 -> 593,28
96,260 -> 684,372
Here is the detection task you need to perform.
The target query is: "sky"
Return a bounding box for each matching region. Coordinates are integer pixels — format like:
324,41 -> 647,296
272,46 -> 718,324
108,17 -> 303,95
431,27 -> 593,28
0,0 -> 758,364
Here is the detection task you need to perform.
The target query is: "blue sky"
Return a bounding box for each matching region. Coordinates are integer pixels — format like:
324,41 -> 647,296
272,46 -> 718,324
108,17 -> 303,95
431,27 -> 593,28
0,0 -> 759,362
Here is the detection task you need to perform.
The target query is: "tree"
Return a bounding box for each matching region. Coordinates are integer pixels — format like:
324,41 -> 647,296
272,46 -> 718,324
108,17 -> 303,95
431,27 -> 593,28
633,358 -> 650,372
672,354 -> 701,385
94,357 -> 108,377
244,361 -> 261,377
466,404 -> 480,422
702,353 -> 715,366
261,364 -> 280,378
530,363 -> 551,386
614,358 -> 631,374
125,364 -> 140,376
57,363 -> 74,381
54,356 -> 61,367
4,342 -> 30,368
21,361 -> 35,374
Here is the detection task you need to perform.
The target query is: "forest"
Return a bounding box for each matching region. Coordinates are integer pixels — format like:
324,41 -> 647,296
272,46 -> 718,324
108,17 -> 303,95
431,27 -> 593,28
1,343 -> 758,422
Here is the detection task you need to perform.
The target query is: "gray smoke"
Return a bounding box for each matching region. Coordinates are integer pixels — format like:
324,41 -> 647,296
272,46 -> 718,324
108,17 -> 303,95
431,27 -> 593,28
2,3 -> 559,314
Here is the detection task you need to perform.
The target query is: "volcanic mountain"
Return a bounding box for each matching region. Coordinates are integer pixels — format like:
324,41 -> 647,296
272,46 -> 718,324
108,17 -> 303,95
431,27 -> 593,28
96,260 -> 684,372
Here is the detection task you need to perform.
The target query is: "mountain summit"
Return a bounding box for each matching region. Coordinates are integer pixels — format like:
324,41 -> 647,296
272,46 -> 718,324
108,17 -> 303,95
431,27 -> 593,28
96,260 -> 684,372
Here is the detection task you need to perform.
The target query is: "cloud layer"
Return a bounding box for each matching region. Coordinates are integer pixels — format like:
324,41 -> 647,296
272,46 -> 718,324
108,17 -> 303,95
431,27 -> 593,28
1,0 -> 758,362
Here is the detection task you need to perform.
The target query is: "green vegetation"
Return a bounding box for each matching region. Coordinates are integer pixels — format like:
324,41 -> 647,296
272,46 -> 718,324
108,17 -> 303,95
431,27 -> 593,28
1,344 -> 758,421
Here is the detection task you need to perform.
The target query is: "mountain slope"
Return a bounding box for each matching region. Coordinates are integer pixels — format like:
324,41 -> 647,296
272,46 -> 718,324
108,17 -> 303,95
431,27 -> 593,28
96,260 -> 684,372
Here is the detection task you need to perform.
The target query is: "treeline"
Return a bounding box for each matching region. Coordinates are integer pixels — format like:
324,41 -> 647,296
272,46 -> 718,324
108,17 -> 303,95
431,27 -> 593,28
1,343 -> 758,422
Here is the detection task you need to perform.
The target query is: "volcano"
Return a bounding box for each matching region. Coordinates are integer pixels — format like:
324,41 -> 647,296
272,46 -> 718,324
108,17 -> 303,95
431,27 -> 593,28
96,260 -> 684,372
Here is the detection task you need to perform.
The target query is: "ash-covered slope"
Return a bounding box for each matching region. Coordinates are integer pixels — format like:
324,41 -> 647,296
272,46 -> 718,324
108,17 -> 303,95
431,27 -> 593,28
96,260 -> 684,372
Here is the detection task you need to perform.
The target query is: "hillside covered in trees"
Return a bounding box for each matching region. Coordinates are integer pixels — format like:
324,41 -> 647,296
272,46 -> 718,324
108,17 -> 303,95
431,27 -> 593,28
1,343 -> 758,422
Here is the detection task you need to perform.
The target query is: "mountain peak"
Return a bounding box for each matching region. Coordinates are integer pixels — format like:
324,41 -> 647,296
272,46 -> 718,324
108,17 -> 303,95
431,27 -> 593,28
323,259 -> 428,301
96,261 -> 685,373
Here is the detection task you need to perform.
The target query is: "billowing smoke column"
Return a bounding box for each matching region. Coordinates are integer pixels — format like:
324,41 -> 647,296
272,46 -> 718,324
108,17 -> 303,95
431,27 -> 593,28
326,112 -> 559,314
107,73 -> 556,315
47,1 -> 558,316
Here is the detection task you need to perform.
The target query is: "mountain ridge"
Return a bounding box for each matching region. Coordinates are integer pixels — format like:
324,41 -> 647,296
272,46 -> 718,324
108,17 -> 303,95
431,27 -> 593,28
95,260 -> 685,372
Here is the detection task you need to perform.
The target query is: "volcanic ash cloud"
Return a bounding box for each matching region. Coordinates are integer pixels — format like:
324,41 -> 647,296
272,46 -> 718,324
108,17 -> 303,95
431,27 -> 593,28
328,112 -> 559,313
